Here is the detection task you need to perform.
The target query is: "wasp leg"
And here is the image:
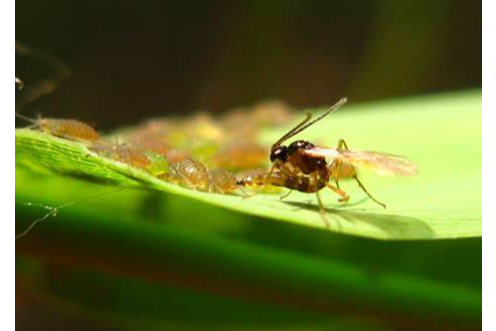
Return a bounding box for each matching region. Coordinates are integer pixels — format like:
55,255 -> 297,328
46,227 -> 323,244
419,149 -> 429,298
315,189 -> 329,228
326,183 -> 350,203
336,138 -> 386,208
337,138 -> 349,151
332,160 -> 342,189
279,189 -> 293,200
265,160 -> 301,200
241,162 -> 284,199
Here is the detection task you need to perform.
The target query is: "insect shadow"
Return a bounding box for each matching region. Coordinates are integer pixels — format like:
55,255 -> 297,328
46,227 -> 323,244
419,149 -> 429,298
282,199 -> 434,238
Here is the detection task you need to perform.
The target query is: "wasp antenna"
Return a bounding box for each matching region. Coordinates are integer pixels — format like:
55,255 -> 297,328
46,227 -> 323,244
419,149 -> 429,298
271,113 -> 312,150
303,97 -> 347,129
272,97 -> 347,149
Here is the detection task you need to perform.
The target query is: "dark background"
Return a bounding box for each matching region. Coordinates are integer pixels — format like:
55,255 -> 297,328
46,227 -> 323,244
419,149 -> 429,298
16,0 -> 481,130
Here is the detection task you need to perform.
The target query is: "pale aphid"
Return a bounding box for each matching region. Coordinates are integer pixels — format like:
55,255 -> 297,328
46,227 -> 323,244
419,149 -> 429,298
16,113 -> 100,142
166,158 -> 211,191
91,143 -> 151,169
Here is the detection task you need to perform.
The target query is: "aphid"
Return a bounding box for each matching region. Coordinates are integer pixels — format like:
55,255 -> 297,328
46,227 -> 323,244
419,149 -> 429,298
16,113 -> 100,142
238,97 -> 418,224
250,100 -> 294,127
91,143 -> 151,169
165,158 -> 238,194
212,141 -> 267,170
113,118 -> 175,152
209,168 -> 238,193
183,112 -> 225,144
163,148 -> 190,164
166,158 -> 212,191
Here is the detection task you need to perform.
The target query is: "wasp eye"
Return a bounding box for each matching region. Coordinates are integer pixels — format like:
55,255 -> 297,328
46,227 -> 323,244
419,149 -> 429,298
270,146 -> 288,162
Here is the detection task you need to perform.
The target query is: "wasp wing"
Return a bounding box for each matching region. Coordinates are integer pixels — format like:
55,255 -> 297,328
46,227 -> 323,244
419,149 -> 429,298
304,147 -> 418,176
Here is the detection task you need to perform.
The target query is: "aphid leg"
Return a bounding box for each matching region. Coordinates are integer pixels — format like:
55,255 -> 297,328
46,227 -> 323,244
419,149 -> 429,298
315,191 -> 329,228
15,113 -> 39,129
15,188 -> 126,240
326,183 -> 350,203
237,186 -> 250,197
239,176 -> 258,199
336,139 -> 386,208
178,172 -> 197,190
279,190 -> 293,200
15,202 -> 59,240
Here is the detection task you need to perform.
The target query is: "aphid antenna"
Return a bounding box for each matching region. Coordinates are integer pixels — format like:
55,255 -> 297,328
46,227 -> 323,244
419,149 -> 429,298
15,112 -> 38,125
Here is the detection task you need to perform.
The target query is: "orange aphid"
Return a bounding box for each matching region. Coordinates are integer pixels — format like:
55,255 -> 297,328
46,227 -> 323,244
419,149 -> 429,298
166,158 -> 211,191
209,168 -> 238,193
165,158 -> 238,194
16,113 -> 99,142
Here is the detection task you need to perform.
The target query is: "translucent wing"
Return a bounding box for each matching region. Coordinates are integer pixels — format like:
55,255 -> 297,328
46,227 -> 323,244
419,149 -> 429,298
305,147 -> 418,176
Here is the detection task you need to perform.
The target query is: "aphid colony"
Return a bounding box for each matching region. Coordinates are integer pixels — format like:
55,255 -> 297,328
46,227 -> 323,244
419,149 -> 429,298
16,100 -> 295,195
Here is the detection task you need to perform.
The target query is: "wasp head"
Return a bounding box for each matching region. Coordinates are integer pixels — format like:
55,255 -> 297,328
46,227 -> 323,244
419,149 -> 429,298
270,146 -> 288,163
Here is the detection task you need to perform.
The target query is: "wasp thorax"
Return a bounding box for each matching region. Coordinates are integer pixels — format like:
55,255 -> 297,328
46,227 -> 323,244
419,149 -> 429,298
270,146 -> 288,162
287,140 -> 315,154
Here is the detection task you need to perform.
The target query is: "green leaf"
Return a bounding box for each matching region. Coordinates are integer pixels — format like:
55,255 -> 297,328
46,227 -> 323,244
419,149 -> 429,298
15,90 -> 482,329
15,90 -> 481,240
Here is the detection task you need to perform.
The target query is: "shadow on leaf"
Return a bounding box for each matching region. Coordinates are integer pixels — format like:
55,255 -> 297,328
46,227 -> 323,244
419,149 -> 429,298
283,200 -> 435,239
